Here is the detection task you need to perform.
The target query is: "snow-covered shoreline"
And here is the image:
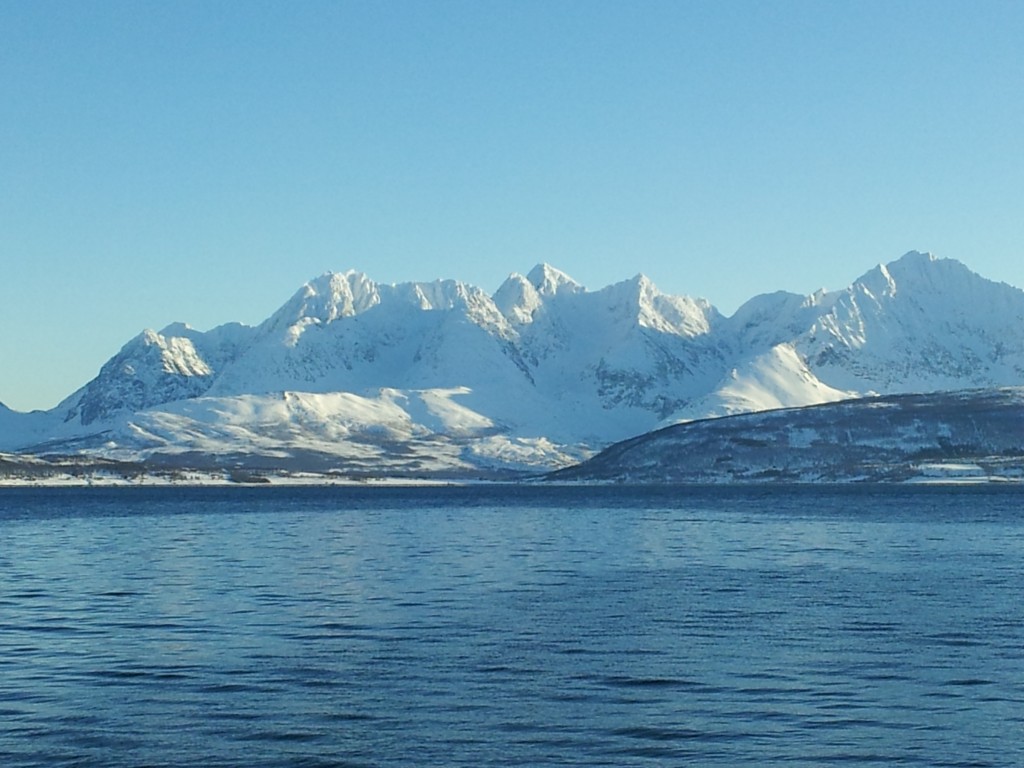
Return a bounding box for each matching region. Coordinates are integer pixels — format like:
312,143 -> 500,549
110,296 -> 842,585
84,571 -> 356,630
0,472 -> 476,488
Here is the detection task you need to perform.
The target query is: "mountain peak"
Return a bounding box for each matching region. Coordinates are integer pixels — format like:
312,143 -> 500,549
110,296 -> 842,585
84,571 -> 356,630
627,272 -> 655,291
850,251 -> 974,301
526,264 -> 582,297
884,251 -> 976,282
159,322 -> 194,337
493,272 -> 542,325
600,272 -> 659,306
896,249 -> 936,264
265,270 -> 381,336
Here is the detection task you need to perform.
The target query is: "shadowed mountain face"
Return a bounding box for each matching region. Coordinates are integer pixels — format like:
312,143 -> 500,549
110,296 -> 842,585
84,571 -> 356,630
550,388 -> 1024,484
3,252 -> 1024,479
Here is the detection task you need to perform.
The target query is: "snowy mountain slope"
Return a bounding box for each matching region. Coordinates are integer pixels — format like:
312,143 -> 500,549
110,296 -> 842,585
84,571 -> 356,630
669,343 -> 854,421
23,388 -> 581,479
206,273 -> 529,399
496,268 -> 729,429
45,264 -> 735,449
0,402 -> 57,451
796,252 -> 1024,392
55,321 -> 257,427
552,387 -> 1024,483
685,250 -> 1024,423
4,251 -> 1024,478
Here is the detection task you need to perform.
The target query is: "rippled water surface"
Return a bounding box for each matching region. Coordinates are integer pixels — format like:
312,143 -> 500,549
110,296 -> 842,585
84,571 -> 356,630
1,484 -> 1023,767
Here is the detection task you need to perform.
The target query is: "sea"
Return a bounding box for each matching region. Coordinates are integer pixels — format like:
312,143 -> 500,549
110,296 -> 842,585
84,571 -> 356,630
0,484 -> 1022,767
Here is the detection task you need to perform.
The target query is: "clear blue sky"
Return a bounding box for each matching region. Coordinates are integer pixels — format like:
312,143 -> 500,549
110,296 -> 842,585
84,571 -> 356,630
3,0 -> 1024,412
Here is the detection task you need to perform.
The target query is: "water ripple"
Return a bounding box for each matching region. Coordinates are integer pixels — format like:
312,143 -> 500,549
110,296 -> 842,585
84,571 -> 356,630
0,485 -> 1022,767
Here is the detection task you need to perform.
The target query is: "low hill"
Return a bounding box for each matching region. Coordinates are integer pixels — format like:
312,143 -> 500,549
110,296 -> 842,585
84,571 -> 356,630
550,388 -> 1024,484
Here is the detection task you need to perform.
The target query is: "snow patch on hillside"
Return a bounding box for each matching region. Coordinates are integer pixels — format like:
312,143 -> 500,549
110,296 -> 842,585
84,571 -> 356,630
671,343 -> 854,421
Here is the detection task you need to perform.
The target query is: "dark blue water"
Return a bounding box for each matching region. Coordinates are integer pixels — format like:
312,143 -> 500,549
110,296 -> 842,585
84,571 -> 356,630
1,485 -> 1022,767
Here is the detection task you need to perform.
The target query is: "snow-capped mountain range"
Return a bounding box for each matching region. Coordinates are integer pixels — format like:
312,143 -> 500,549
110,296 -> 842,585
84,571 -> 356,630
3,251 -> 1023,479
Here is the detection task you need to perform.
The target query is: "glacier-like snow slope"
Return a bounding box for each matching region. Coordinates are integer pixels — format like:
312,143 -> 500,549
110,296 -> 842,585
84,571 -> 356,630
3,251 -> 1023,476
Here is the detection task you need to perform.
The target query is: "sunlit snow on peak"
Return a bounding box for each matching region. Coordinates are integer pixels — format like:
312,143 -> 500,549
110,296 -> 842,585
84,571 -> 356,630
526,263 -> 582,297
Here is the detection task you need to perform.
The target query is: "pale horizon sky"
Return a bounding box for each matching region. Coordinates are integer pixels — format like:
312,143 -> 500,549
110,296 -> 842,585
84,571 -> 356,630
3,1 -> 1024,412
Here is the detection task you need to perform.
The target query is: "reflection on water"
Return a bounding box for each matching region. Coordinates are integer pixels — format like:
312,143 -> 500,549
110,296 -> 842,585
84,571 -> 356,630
1,485 -> 1022,767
